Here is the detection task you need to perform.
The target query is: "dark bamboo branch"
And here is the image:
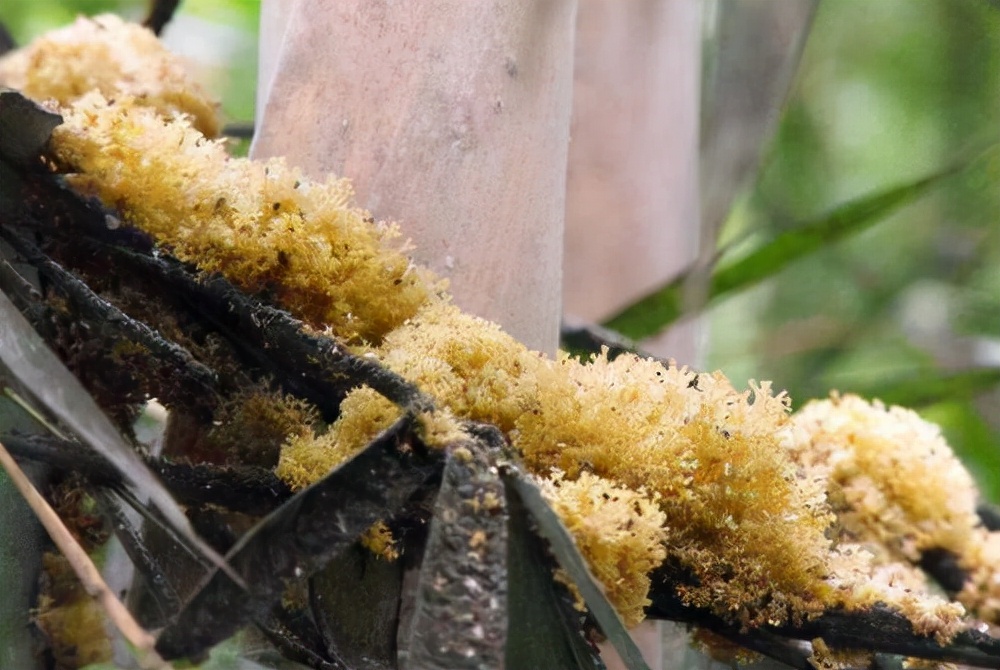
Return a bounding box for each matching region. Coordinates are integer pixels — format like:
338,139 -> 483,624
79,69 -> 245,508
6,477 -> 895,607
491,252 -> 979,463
222,122 -> 255,139
102,247 -> 434,419
143,0 -> 182,36
1,226 -> 221,403
979,502 -> 1000,531
7,172 -> 431,423
2,432 -> 292,515
155,417 -> 441,660
647,575 -> 1000,668
92,488 -> 183,617
560,319 -> 641,359
261,605 -> 348,670
0,21 -> 15,56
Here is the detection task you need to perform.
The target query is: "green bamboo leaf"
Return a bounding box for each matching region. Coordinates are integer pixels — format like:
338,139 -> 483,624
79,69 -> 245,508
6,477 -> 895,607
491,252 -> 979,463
852,367 -> 1000,409
602,165 -> 963,341
505,480 -> 606,670
503,468 -> 650,670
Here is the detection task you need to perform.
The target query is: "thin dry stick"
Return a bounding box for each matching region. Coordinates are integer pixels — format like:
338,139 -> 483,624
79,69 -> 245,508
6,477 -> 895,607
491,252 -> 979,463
0,439 -> 171,670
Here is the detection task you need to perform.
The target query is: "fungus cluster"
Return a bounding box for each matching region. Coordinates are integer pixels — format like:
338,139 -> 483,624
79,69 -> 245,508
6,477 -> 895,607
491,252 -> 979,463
2,14 -> 996,653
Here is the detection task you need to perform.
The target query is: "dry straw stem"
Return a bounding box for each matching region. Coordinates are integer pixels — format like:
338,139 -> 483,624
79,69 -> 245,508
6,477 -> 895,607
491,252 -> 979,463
0,440 -> 170,670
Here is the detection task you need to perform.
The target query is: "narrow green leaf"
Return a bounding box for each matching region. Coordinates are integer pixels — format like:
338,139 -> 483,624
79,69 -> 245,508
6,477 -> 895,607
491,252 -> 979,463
503,468 -> 651,670
505,479 -> 606,670
851,367 -> 1000,409
700,0 -> 818,232
603,166 -> 962,341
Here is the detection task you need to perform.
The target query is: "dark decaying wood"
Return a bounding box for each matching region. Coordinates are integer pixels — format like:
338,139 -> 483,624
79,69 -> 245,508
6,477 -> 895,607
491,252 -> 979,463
1,432 -> 292,515
155,418 -> 442,659
647,568 -> 1000,668
401,441 -> 509,670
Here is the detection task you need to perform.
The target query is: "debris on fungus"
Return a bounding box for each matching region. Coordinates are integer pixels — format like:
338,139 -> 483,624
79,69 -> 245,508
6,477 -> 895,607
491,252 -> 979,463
361,519 -> 400,562
5,14 -> 997,651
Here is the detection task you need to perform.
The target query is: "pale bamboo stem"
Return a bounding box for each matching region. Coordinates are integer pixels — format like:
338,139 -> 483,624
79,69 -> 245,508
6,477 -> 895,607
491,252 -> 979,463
252,0 -> 577,355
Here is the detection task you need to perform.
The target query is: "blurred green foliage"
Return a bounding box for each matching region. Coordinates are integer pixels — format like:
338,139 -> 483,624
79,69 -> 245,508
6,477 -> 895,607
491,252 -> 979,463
709,0 -> 1000,501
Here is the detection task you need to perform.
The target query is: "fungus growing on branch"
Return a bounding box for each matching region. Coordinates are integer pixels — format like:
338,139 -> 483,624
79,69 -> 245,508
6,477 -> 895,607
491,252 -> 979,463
2,14 -> 997,662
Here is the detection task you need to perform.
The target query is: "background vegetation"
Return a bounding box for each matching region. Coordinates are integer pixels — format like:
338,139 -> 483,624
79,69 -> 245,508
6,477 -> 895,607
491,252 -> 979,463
4,0 -> 997,501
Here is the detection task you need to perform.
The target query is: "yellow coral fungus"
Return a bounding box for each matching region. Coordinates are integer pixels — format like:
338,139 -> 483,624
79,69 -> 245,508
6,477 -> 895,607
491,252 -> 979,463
0,14 -> 219,137
35,553 -> 113,669
537,471 -> 667,626
960,529 -> 1000,623
788,394 -> 981,561
204,390 -> 317,467
785,394 -> 996,637
284,305 -> 837,626
50,90 -> 843,627
51,92 -> 438,344
18,19 -> 997,640
278,386 -> 399,490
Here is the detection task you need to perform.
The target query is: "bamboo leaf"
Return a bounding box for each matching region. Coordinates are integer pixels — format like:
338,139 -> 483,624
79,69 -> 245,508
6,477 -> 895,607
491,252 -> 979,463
0,89 -> 62,165
0,457 -> 45,670
503,468 -> 650,670
700,0 -> 818,233
603,166 -> 962,341
310,543 -> 404,670
0,90 -> 62,212
505,479 -> 605,670
852,367 -> 1000,408
402,443 -> 508,669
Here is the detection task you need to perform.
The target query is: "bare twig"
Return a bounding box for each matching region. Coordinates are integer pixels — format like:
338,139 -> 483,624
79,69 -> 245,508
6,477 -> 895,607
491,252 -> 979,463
143,0 -> 182,36
0,21 -> 15,55
0,438 -> 170,670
